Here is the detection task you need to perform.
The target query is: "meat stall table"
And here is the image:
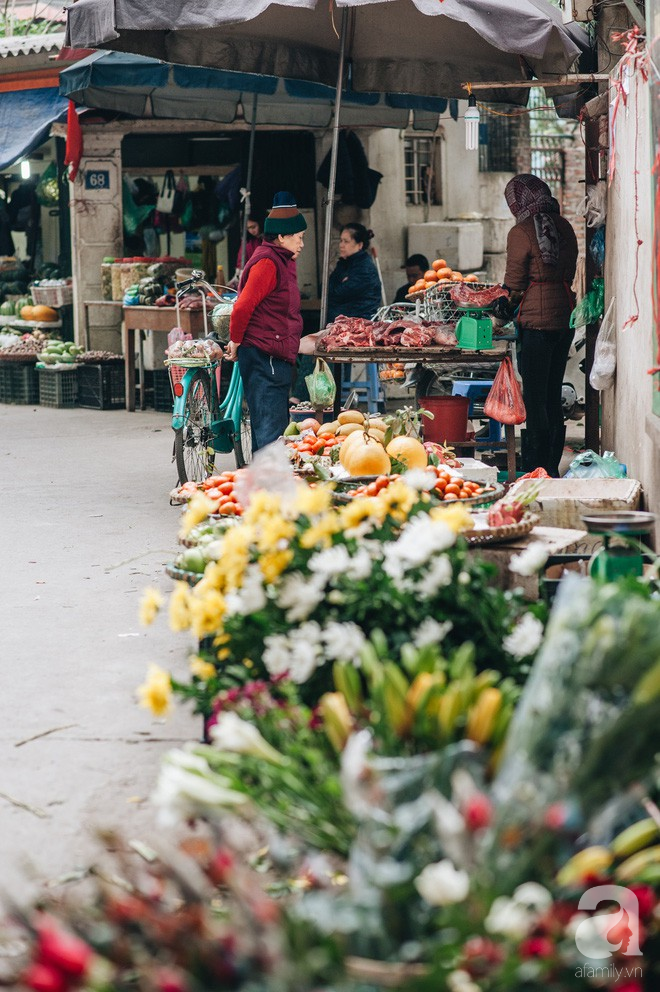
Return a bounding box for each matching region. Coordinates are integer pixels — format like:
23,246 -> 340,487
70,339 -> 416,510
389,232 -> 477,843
314,342 -> 518,482
122,306 -> 207,411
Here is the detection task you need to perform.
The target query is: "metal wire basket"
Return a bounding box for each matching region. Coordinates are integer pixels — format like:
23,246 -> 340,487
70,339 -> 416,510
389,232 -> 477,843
422,281 -> 497,323
372,302 -> 423,322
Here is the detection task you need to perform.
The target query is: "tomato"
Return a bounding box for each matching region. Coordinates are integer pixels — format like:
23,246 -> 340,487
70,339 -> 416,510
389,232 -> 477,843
375,475 -> 390,491
445,483 -> 461,496
218,481 -> 234,495
434,478 -> 447,491
366,482 -> 379,496
443,493 -> 458,501
221,501 -> 239,515
473,487 -> 484,495
458,489 -> 470,499
205,488 -> 223,501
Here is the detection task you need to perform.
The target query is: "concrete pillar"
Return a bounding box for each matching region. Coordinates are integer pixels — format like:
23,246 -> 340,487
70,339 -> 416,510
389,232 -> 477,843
68,128 -> 123,347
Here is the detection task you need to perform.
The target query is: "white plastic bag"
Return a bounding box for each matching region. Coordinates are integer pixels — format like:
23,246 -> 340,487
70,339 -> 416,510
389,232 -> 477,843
589,297 -> 616,391
576,183 -> 607,228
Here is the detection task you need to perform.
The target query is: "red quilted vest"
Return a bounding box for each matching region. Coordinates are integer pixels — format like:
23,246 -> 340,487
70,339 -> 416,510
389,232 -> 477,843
237,242 -> 303,363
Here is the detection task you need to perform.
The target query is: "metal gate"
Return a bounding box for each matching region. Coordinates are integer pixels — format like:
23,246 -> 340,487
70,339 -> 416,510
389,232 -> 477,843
530,136 -> 567,207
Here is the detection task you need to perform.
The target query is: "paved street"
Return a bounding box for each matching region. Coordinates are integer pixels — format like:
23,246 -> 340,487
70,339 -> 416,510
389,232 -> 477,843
0,404 -> 226,906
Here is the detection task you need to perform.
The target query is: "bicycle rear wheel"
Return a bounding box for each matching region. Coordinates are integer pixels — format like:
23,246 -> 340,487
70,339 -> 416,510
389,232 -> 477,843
174,369 -> 216,483
234,401 -> 252,468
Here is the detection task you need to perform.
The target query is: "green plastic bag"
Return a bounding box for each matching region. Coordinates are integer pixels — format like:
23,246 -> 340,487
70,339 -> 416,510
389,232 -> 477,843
122,178 -> 155,235
36,162 -> 59,206
305,358 -> 336,407
570,277 -> 604,329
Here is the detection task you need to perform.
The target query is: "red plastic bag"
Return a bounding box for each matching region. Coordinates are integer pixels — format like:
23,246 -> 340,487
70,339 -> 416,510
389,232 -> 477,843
483,356 -> 526,425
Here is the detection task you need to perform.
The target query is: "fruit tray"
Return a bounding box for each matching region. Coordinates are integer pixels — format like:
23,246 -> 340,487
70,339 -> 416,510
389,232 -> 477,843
333,478 -> 504,508
164,562 -> 203,585
463,513 -> 539,546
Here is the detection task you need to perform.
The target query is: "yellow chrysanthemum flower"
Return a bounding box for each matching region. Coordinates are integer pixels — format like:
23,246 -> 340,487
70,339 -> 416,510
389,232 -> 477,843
242,490 -> 283,525
291,483 -> 333,517
178,492 -> 215,539
139,587 -> 163,626
169,581 -> 192,632
256,515 -> 296,554
429,502 -> 474,534
137,664 -> 172,718
340,497 -> 384,531
299,514 -> 341,549
189,588 -> 227,639
377,479 -> 416,522
259,548 -> 294,583
189,655 -> 217,681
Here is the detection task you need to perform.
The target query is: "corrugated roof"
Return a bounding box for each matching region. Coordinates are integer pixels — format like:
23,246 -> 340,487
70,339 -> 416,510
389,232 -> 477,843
0,30 -> 65,58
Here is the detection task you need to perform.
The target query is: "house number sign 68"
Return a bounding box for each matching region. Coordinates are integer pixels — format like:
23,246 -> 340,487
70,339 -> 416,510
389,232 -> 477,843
84,170 -> 110,190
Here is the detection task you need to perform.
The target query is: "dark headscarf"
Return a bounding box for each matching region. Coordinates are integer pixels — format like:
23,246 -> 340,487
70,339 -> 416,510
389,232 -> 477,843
504,174 -> 561,266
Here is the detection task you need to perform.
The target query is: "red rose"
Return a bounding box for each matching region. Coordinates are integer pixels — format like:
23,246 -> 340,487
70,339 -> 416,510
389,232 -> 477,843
519,936 -> 555,959
462,793 -> 493,832
35,918 -> 92,978
628,884 -> 656,920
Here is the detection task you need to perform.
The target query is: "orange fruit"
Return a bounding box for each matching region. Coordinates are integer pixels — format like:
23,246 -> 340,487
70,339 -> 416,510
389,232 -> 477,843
435,267 -> 453,280
464,273 -> 479,282
385,436 -> 428,470
423,270 -> 438,282
431,258 -> 448,271
450,271 -> 464,281
345,436 -> 391,477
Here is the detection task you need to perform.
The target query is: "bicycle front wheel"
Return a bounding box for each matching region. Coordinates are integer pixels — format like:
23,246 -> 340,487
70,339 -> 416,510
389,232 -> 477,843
234,401 -> 252,468
174,369 -> 216,484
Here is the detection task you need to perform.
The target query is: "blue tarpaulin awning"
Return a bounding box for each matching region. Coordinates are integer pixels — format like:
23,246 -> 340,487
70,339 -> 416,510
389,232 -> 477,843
59,51 -> 458,129
0,87 -> 68,171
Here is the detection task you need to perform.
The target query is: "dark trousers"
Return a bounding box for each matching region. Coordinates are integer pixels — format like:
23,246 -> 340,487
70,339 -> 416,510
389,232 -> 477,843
518,327 -> 574,477
237,344 -> 294,452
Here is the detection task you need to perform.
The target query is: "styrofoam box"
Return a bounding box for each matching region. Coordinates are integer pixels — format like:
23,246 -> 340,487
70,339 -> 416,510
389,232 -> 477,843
408,221 -> 484,272
448,457 -> 498,486
506,478 -> 642,549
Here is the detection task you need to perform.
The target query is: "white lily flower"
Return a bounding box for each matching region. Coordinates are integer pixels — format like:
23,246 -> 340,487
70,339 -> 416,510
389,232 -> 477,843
513,881 -> 553,913
152,748 -> 247,826
413,617 -> 453,648
414,859 -> 469,906
263,632 -> 292,677
210,711 -> 285,764
322,621 -> 366,664
278,571 -> 325,622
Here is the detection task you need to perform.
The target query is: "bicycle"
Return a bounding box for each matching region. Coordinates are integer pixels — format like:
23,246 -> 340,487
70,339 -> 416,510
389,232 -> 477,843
168,271 -> 252,483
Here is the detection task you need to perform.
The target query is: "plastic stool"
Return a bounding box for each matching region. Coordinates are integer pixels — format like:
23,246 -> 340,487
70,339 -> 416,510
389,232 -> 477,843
341,362 -> 384,413
451,380 -> 502,442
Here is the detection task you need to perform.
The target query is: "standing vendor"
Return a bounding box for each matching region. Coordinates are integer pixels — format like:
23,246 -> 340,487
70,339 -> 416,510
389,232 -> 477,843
503,174 -> 578,477
227,192 -> 306,451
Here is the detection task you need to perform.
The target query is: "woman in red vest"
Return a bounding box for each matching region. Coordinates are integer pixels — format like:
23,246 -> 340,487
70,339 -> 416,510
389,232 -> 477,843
227,192 -> 307,451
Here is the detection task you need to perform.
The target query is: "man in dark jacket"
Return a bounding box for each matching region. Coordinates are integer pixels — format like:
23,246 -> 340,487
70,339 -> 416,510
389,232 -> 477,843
503,174 -> 578,477
393,253 -> 429,303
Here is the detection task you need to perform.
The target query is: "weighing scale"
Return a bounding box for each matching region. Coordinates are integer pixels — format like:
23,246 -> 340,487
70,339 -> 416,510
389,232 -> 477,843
580,511 -> 656,581
455,303 -> 494,350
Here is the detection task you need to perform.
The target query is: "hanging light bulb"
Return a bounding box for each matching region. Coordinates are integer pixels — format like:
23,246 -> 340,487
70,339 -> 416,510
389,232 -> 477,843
20,160 -> 31,179
465,92 -> 480,151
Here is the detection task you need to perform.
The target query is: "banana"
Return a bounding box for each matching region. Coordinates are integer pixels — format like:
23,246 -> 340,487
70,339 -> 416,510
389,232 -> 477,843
610,817 -> 660,859
614,844 -> 660,883
557,846 -> 614,888
382,663 -> 411,736
333,661 -> 363,714
319,692 -> 353,752
466,687 -> 502,745
438,683 -> 464,739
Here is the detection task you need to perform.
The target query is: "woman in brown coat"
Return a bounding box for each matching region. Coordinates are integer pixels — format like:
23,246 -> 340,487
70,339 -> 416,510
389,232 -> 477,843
503,174 -> 578,476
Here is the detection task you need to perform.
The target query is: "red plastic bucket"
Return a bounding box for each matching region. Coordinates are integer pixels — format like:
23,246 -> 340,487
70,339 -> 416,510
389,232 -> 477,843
420,395 -> 470,443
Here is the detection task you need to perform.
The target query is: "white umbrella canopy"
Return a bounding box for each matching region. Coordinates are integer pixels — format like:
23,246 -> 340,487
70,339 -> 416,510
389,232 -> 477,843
66,0 -> 588,106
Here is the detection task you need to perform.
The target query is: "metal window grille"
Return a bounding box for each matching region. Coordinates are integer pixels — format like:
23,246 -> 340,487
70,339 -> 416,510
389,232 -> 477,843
530,138 -> 566,208
478,110 -> 521,173
404,135 -> 440,205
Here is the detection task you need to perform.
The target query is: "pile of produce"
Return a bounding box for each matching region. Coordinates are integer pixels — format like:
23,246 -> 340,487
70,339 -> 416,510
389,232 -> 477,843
123,276 -> 162,306
170,470 -> 244,516
165,338 -> 223,363
406,256 -> 481,296
76,351 -> 124,364
37,340 -> 85,365
19,303 -> 59,323
317,315 -> 458,351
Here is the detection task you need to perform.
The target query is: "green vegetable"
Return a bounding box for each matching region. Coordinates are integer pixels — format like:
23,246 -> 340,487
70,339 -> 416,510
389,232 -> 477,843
283,422 -> 300,436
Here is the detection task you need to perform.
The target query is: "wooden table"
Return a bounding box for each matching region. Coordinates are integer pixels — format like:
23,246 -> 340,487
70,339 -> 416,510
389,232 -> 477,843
314,343 -> 518,482
122,306 -> 207,411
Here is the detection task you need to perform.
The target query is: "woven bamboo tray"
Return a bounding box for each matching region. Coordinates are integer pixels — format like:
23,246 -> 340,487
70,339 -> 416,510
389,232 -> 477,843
464,512 -> 539,546
165,563 -> 204,585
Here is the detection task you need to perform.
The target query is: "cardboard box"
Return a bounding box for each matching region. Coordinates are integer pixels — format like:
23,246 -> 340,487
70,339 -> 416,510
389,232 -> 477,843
506,478 -> 642,552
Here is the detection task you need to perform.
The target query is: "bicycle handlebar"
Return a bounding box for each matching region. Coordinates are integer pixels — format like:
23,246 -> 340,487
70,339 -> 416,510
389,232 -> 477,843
174,271 -> 237,305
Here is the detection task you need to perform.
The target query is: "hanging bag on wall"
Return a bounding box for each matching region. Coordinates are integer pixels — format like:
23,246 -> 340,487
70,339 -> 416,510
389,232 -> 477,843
156,170 -> 177,214
483,355 -> 527,425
